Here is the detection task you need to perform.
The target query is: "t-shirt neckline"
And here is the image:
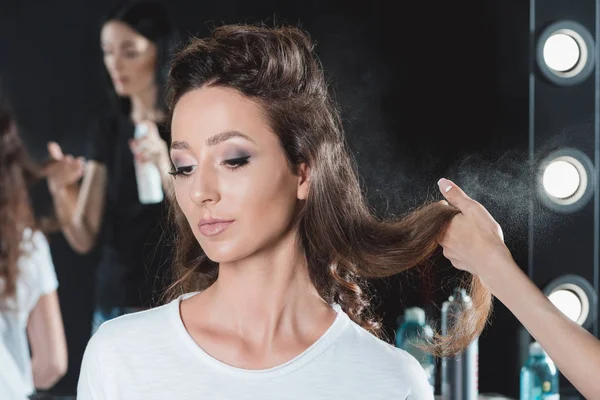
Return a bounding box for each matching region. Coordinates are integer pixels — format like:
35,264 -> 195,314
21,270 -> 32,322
170,292 -> 349,378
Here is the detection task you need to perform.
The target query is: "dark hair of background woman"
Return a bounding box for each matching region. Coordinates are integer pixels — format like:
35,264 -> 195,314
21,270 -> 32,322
101,0 -> 180,115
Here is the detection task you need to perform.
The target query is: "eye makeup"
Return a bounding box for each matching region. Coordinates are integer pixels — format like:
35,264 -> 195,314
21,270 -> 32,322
169,147 -> 253,178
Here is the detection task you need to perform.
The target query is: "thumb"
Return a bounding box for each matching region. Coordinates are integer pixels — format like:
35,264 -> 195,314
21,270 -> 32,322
48,142 -> 64,159
437,178 -> 472,212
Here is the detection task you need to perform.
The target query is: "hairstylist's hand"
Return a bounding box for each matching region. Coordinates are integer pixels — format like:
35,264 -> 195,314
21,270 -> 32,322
129,120 -> 169,168
45,142 -> 85,194
437,178 -> 513,284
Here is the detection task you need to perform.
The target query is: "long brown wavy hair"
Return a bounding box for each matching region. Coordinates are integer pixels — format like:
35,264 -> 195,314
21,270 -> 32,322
0,97 -> 42,302
163,24 -> 492,357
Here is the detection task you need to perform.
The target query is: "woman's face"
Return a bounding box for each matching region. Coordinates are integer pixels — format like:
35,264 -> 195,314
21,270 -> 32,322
170,86 -> 309,262
100,20 -> 157,97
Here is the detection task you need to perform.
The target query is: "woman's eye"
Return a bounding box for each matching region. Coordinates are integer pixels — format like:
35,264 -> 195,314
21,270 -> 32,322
222,156 -> 250,169
168,165 -> 196,178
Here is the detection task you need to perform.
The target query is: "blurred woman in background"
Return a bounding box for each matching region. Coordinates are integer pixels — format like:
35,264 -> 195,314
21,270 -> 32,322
0,95 -> 67,399
45,0 -> 179,334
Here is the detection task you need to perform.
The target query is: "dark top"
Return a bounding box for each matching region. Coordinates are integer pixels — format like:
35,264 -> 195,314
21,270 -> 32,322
86,111 -> 171,309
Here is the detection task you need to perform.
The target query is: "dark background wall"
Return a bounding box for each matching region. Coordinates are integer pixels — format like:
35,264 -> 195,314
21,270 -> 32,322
0,0 -> 530,397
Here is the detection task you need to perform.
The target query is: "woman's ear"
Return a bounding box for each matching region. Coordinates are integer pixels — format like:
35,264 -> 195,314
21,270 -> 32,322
296,163 -> 310,200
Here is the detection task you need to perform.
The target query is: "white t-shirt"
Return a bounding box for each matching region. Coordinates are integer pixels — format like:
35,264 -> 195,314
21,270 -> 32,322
0,229 -> 59,398
78,293 -> 434,400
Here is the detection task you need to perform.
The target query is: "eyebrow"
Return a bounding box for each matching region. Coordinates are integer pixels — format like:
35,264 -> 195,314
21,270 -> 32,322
170,130 -> 255,150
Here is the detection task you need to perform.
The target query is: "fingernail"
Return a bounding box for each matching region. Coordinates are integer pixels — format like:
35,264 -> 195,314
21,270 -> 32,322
438,178 -> 452,193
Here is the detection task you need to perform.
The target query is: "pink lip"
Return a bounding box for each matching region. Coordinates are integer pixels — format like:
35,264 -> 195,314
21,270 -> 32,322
198,218 -> 235,237
113,77 -> 129,85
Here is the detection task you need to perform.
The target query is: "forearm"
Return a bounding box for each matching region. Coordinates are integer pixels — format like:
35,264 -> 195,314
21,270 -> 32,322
485,254 -> 600,399
50,185 -> 95,253
28,292 -> 68,391
31,356 -> 67,390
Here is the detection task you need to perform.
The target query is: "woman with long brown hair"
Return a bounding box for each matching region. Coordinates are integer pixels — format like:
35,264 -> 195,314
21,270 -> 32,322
77,22 -> 600,400
76,24 -> 491,399
0,96 -> 67,398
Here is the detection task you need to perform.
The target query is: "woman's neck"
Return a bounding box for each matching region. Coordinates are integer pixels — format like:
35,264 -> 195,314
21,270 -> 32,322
197,230 -> 332,343
129,83 -> 162,123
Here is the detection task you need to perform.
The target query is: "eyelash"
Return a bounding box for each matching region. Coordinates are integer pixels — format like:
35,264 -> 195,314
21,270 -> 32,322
169,156 -> 251,178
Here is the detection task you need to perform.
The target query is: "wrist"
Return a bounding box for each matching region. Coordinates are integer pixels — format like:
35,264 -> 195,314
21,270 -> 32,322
48,180 -> 65,196
49,181 -> 76,200
478,246 -> 521,295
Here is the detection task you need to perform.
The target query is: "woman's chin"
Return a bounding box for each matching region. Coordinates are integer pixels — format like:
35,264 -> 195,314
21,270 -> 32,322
114,85 -> 132,97
202,243 -> 255,264
202,246 -> 245,264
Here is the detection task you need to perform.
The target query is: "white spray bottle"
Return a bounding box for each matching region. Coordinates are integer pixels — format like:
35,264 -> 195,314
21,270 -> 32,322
133,124 -> 164,204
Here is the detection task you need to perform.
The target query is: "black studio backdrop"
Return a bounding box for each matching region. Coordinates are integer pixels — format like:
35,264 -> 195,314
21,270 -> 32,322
0,0 -> 528,396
